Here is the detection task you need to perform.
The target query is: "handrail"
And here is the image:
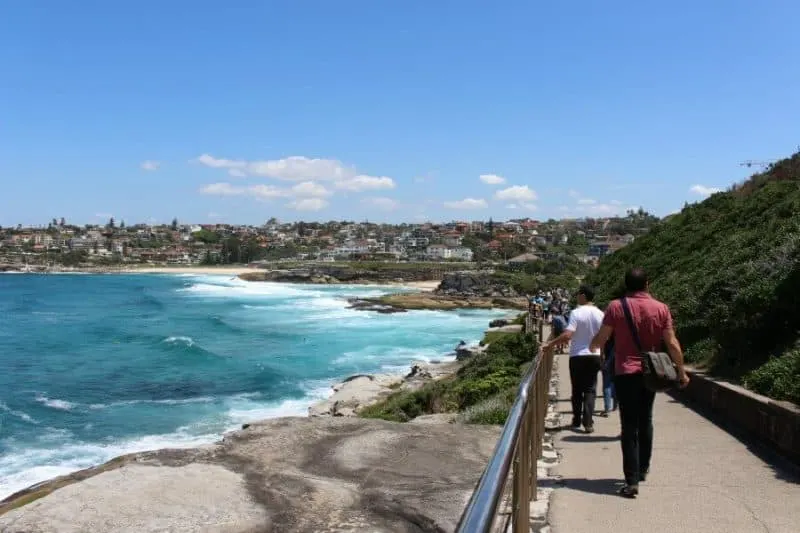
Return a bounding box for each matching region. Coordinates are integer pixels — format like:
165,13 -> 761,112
456,315 -> 553,533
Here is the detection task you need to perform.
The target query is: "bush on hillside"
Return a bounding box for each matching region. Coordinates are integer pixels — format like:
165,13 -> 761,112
743,350 -> 800,405
457,388 -> 518,425
587,151 -> 800,401
359,332 -> 538,423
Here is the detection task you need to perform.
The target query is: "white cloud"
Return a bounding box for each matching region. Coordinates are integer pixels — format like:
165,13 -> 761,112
228,168 -> 247,178
506,204 -> 518,209
520,202 -> 538,211
568,189 -> 580,199
558,206 -> 570,212
480,174 -> 506,185
495,185 -> 537,202
207,212 -> 222,219
577,198 -> 597,205
140,160 -> 160,171
610,200 -> 623,205
196,154 -> 353,182
689,184 -> 721,196
199,182 -> 289,199
200,182 -> 245,196
335,175 -> 396,192
362,197 -> 399,210
291,181 -> 332,197
95,213 -> 113,219
249,184 -> 290,200
196,154 -> 247,170
287,198 -> 329,211
443,198 -> 488,209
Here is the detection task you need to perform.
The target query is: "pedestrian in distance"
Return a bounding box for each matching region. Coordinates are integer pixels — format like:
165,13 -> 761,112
590,268 -> 690,499
543,284 -> 604,433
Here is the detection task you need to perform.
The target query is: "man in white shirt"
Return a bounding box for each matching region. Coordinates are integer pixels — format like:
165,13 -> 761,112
543,285 -> 604,433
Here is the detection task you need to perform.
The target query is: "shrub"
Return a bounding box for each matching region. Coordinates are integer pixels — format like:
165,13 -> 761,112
743,350 -> 800,405
458,388 -> 518,425
360,332 -> 539,422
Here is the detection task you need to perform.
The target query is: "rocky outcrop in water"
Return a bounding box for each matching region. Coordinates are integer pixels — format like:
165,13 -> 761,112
347,293 -> 528,313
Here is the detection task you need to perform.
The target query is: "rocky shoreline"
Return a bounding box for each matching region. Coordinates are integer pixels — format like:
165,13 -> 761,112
346,292 -> 528,313
308,359 -> 464,418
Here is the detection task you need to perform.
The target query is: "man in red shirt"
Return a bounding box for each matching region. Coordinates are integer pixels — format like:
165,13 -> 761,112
590,268 -> 689,498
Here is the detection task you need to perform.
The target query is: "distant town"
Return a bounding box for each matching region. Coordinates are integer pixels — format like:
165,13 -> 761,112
0,210 -> 660,270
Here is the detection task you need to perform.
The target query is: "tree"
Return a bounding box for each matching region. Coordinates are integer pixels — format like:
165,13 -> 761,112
108,217 -> 116,229
120,220 -> 126,229
487,218 -> 494,238
171,218 -> 179,231
52,218 -> 58,227
59,217 -> 66,227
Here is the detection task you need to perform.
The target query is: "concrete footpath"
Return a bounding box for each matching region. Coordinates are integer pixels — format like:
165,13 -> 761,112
548,352 -> 800,533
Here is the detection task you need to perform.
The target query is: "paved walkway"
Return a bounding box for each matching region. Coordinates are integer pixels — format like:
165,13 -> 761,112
548,352 -> 800,533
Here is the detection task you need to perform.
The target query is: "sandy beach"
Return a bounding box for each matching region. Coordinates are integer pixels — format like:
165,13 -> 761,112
120,266 -> 263,275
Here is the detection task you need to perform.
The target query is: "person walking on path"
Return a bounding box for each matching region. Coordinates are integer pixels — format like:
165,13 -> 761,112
600,336 -> 617,417
548,313 -> 568,353
544,285 -> 604,433
590,268 -> 690,498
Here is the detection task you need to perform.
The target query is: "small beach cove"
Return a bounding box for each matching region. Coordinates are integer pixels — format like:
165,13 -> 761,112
0,272 -> 506,500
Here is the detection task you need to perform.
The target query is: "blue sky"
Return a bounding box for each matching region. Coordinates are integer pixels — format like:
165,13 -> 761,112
2,1 -> 799,226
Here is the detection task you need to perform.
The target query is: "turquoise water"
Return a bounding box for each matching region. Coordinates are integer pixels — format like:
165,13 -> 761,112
0,273 -> 504,499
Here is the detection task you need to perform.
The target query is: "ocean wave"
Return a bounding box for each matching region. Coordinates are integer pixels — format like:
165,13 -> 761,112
88,396 -> 218,410
0,402 -> 39,424
162,335 -> 195,347
333,345 -> 449,366
0,426 -> 219,500
0,388 -> 330,500
180,280 -> 317,299
34,395 -> 78,411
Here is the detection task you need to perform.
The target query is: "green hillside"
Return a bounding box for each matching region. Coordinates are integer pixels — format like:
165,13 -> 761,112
587,152 -> 800,404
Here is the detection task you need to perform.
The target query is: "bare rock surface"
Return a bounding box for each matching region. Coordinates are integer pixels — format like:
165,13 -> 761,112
0,417 -> 501,533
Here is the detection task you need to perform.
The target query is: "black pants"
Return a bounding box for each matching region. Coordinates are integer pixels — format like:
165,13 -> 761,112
614,373 -> 656,485
568,356 -> 602,428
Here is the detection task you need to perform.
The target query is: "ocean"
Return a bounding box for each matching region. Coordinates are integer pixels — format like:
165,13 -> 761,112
0,273 -> 505,499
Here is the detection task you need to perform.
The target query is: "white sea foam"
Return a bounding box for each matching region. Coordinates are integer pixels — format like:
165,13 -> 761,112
34,396 -> 78,411
0,387 -> 332,500
162,335 -> 195,346
0,402 -> 39,424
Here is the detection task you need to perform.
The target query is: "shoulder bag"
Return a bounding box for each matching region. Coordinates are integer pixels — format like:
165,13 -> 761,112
620,297 -> 679,392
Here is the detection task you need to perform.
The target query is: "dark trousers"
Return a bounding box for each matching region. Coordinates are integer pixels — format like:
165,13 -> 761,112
614,373 -> 656,485
568,356 -> 602,428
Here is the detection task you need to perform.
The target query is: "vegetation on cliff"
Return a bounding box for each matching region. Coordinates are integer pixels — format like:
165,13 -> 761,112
359,331 -> 538,423
587,151 -> 800,404
491,255 -> 592,294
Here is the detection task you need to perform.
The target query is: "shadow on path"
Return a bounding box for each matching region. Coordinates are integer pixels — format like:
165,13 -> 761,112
562,435 -> 620,444
547,477 -> 625,496
666,393 -> 800,485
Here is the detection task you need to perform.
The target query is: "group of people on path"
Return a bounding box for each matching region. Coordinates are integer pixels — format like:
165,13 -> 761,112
540,268 -> 690,498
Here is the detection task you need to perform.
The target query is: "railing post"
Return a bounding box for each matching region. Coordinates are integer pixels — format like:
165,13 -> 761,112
513,407 -> 531,533
529,359 -> 539,499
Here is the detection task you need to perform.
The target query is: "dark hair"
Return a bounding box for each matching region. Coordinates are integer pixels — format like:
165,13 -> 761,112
577,284 -> 595,302
624,268 -> 648,292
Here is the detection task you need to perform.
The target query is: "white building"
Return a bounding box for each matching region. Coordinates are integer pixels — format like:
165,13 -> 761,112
425,245 -> 473,261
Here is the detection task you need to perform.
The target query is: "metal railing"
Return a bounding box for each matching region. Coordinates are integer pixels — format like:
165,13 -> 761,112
457,316 -> 553,533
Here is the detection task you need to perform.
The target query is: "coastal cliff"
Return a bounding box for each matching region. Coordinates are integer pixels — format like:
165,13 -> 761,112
0,417 -> 500,533
238,265 -> 459,284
